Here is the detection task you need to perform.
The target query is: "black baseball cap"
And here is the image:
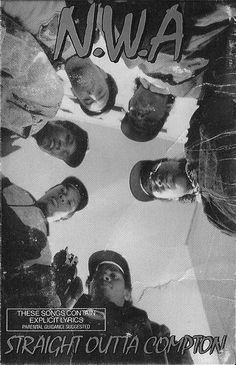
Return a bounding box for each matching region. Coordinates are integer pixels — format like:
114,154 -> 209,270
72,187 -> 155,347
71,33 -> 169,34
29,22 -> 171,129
129,159 -> 168,202
62,176 -> 88,211
121,112 -> 163,142
88,250 -> 132,290
65,123 -> 88,168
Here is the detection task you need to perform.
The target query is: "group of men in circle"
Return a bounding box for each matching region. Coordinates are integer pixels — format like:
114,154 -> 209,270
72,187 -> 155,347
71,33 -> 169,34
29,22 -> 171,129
2,0 -> 235,238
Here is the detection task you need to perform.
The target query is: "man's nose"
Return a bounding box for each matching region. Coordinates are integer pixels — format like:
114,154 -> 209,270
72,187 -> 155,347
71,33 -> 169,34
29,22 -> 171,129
90,93 -> 97,102
59,138 -> 67,149
59,192 -> 66,203
103,273 -> 111,282
56,142 -> 68,158
97,270 -> 111,282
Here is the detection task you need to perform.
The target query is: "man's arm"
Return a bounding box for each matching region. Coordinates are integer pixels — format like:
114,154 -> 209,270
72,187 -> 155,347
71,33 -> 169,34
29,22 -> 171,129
150,321 -> 194,365
1,12 -> 63,136
2,198 -> 47,269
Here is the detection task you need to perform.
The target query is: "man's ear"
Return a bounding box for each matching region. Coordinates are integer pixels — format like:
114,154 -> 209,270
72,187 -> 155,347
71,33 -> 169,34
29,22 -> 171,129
124,289 -> 131,302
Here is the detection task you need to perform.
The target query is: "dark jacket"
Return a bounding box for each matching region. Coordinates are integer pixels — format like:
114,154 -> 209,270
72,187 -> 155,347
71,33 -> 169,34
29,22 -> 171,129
112,1 -> 232,98
73,295 -> 193,364
185,94 -> 236,236
184,20 -> 236,237
2,176 -> 51,271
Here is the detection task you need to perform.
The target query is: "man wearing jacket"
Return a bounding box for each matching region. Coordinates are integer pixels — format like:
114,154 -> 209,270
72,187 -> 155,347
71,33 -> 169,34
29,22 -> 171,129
73,250 -> 193,364
1,12 -> 63,141
1,11 -> 89,167
2,1 -> 118,116
118,1 -> 235,142
2,175 -> 88,271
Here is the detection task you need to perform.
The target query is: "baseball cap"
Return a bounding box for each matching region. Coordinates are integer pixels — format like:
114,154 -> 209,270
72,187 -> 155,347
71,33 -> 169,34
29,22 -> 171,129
64,123 -> 88,168
62,176 -> 88,211
129,160 -> 158,202
121,113 -> 163,142
88,250 -> 132,289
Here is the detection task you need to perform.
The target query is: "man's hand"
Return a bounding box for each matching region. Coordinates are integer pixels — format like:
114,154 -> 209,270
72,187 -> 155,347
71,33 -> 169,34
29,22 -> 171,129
64,277 -> 83,308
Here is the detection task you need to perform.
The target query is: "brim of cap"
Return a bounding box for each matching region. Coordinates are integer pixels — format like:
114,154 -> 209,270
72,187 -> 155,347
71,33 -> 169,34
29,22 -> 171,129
129,160 -> 155,202
89,251 -> 124,278
65,56 -> 89,75
121,116 -> 159,142
97,261 -> 124,274
64,159 -> 77,168
64,137 -> 88,168
65,157 -> 85,168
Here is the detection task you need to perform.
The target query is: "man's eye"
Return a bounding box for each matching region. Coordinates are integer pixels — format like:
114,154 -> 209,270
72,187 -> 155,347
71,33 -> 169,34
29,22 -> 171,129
111,273 -> 118,280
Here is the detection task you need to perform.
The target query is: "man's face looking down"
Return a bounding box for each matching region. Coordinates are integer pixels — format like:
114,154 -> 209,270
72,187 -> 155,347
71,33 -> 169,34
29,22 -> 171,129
143,159 -> 190,200
38,184 -> 81,221
128,84 -> 169,125
35,121 -> 77,163
66,57 -> 109,113
89,263 -> 131,307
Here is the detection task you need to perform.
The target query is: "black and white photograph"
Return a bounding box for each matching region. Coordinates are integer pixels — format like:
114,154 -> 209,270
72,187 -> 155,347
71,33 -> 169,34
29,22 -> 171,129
1,1 -> 236,364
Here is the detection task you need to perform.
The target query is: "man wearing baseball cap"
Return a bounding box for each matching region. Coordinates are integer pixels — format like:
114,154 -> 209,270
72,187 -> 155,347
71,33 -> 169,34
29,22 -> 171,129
1,9 -> 90,169
37,176 -> 88,222
86,250 -> 132,306
74,250 -> 193,364
32,120 -> 89,168
2,174 -> 88,270
121,78 -> 175,143
65,56 -> 118,116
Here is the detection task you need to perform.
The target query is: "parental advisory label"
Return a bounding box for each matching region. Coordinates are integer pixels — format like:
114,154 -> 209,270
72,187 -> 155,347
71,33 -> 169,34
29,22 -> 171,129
6,308 -> 106,332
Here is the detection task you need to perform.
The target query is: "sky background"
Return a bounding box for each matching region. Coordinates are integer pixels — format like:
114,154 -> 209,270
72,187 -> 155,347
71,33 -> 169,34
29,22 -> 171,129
2,37 -> 235,364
